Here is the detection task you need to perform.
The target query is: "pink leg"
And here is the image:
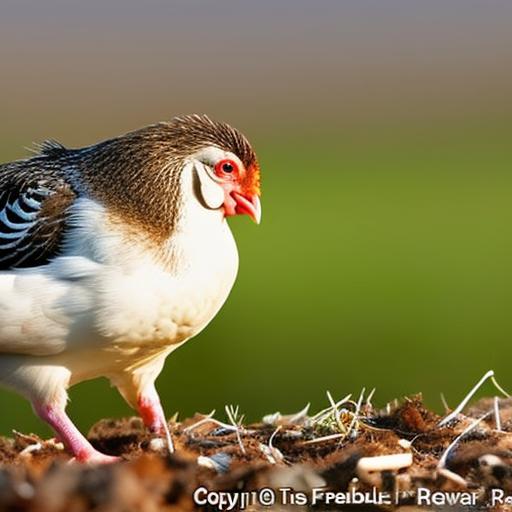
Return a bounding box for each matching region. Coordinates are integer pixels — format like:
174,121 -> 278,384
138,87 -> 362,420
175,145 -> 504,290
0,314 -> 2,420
33,402 -> 119,463
137,387 -> 174,453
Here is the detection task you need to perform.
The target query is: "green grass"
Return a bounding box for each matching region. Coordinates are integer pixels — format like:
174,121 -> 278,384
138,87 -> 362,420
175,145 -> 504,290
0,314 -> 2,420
1,126 -> 511,436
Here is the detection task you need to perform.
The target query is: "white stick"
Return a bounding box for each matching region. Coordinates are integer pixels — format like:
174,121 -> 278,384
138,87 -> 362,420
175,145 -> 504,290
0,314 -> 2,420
163,420 -> 175,454
311,394 -> 352,423
183,410 -> 222,433
327,391 -> 346,433
439,370 -> 494,426
437,467 -> 468,488
440,393 -> 450,412
491,375 -> 511,398
438,412 -> 491,469
347,388 -> 365,437
288,403 -> 310,424
494,397 -> 502,432
366,388 -> 376,407
269,425 -> 281,450
302,433 -> 345,445
225,405 -> 246,455
19,443 -> 43,456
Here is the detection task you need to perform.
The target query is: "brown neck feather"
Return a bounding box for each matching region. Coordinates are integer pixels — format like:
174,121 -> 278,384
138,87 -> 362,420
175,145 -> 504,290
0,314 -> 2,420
75,116 -> 257,244
79,129 -> 184,243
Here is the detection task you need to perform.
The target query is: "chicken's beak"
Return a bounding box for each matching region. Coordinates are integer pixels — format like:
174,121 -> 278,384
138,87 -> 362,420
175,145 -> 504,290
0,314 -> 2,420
231,192 -> 262,224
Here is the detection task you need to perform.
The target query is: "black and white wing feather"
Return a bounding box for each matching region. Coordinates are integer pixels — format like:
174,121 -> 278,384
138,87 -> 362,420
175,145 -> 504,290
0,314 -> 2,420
0,149 -> 77,270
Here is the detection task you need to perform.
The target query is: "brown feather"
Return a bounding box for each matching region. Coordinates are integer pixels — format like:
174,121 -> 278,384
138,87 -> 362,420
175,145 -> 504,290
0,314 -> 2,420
78,114 -> 258,242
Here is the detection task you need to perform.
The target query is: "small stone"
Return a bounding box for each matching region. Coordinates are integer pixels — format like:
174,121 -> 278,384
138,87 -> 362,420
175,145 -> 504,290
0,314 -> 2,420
148,438 -> 166,452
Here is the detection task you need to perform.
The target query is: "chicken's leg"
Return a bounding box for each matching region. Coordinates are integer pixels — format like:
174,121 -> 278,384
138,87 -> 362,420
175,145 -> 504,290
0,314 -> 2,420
33,402 -> 119,463
114,358 -> 175,454
137,385 -> 174,453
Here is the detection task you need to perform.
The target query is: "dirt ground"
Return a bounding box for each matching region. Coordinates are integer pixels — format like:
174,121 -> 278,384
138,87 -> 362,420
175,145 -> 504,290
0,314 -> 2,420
0,395 -> 511,511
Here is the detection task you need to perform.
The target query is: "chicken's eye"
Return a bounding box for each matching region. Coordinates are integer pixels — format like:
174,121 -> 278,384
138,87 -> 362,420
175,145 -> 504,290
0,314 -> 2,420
215,159 -> 239,178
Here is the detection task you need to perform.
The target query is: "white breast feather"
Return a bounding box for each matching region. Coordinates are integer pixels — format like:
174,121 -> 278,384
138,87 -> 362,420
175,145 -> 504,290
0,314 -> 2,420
0,164 -> 239,386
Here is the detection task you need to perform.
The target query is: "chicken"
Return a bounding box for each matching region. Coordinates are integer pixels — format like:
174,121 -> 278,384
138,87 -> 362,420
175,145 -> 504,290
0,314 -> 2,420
0,115 -> 261,462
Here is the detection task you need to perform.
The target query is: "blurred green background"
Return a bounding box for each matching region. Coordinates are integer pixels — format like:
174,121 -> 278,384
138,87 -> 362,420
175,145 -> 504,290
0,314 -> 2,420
1,1 -> 512,436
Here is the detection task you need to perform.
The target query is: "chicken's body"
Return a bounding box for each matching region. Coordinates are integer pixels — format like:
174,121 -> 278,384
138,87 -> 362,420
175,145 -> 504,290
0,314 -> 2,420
0,115 -> 261,462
